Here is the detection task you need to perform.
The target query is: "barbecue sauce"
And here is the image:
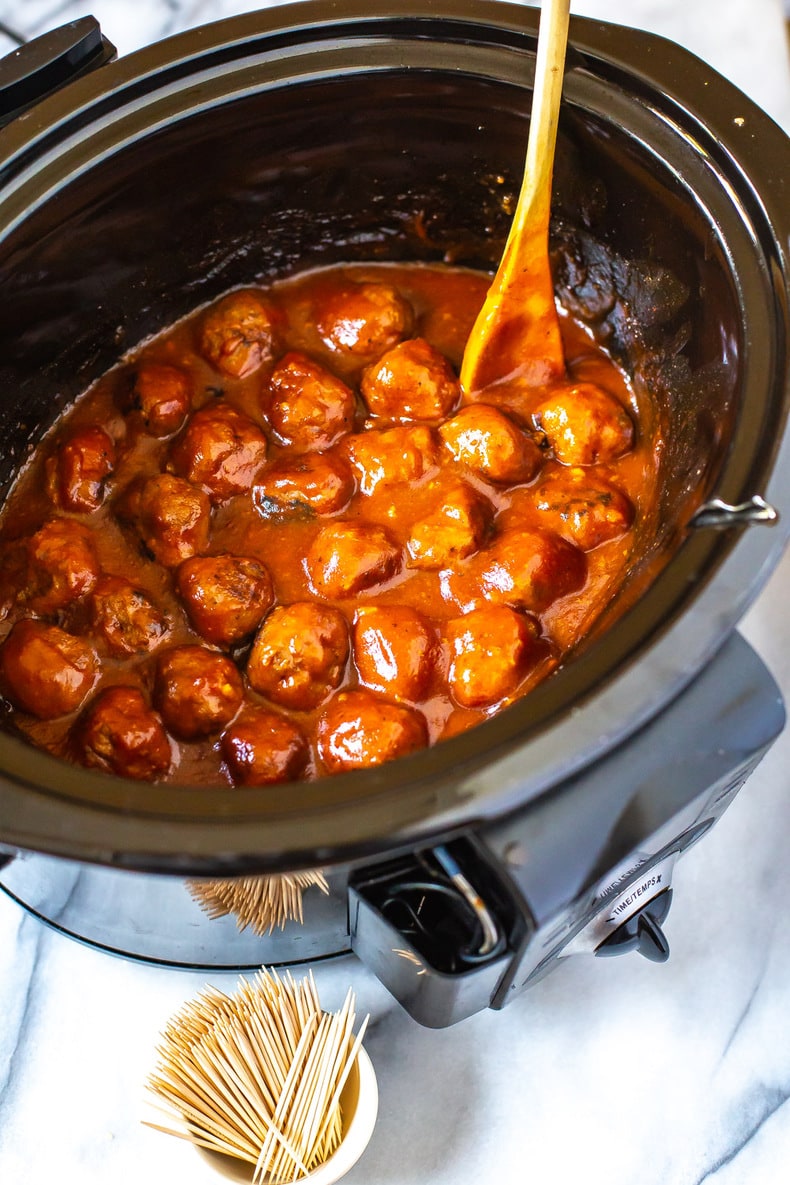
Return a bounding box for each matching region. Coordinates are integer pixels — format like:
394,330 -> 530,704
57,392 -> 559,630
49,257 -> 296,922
0,263 -> 658,786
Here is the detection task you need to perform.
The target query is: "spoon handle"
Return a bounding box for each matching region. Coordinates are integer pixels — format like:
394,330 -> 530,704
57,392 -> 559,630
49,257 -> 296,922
514,0 -> 570,242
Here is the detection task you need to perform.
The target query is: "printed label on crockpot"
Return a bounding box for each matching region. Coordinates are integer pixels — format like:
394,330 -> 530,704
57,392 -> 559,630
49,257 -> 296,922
608,870 -> 667,923
603,853 -> 678,930
593,852 -> 652,902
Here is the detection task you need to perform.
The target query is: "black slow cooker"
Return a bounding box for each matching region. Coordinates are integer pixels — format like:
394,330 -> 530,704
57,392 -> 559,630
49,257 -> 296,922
0,2 -> 788,1027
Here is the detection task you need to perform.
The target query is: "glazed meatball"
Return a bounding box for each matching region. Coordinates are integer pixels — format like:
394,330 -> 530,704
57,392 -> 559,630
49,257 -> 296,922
170,402 -> 268,503
267,352 -> 355,452
341,425 -> 439,495
122,362 -> 192,437
117,474 -> 211,567
533,470 -> 634,550
317,689 -> 428,772
74,686 -> 172,780
253,452 -> 353,518
443,528 -> 586,613
176,554 -> 274,647
199,289 -> 281,378
89,575 -> 170,657
22,518 -> 100,614
361,337 -> 460,421
446,605 -> 537,707
154,645 -> 244,739
407,482 -> 489,570
305,522 -> 401,599
353,606 -> 436,701
0,619 -> 98,718
221,706 -> 309,786
47,425 -> 116,513
247,602 -> 348,710
534,383 -> 634,466
315,280 -> 413,362
439,405 -> 543,484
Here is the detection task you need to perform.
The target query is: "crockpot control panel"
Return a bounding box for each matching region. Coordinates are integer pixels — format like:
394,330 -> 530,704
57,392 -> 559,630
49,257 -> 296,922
484,630 -> 784,1008
351,631 -> 784,1026
562,851 -> 678,960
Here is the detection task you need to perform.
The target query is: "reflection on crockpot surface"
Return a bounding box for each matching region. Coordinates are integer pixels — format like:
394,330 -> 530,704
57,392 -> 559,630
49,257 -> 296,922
0,262 -> 657,786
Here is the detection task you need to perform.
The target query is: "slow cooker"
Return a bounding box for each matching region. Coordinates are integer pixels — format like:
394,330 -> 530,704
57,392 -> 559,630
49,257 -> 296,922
0,1 -> 789,1028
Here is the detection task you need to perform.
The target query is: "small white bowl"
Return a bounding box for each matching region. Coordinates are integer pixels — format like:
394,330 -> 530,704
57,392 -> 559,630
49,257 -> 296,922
303,1046 -> 378,1184
193,1046 -> 379,1184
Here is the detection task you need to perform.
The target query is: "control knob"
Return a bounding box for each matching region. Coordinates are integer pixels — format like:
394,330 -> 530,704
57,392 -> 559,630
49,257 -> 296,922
595,888 -> 673,962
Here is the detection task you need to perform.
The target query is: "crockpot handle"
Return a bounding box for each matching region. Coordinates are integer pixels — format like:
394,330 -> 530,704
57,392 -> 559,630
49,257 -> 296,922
0,16 -> 116,129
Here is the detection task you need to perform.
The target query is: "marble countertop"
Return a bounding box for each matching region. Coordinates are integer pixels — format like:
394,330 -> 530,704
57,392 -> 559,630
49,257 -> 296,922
3,2 -> 790,1183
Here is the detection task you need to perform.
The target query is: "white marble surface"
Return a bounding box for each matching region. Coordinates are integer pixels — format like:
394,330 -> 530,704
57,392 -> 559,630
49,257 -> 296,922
2,2 -> 790,1183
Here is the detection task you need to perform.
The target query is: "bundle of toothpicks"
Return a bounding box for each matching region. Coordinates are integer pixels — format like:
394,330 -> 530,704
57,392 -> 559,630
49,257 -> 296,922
145,967 -> 369,1183
188,870 -> 330,935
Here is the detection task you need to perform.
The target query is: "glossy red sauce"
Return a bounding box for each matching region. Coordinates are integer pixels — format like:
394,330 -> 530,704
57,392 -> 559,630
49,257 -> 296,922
0,263 -> 658,786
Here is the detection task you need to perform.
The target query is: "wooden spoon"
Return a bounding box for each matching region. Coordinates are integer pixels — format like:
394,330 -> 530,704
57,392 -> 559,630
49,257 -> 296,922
460,0 -> 571,399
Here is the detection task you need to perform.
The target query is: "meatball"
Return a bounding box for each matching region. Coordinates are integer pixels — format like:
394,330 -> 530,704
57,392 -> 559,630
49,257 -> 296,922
353,606 -> 436,701
534,383 -> 635,466
199,289 -> 281,378
247,602 -> 348,710
317,689 -> 428,772
170,402 -> 268,504
253,452 -> 353,518
221,706 -> 309,786
407,482 -> 489,570
443,528 -> 586,613
305,522 -> 401,599
267,352 -> 355,452
315,280 -> 413,362
533,470 -> 634,550
446,606 -> 537,707
74,686 -> 172,780
361,337 -> 460,421
176,554 -> 273,647
439,405 -> 543,485
341,425 -> 439,496
122,362 -> 192,437
153,645 -> 244,740
22,518 -> 100,614
89,575 -> 170,657
0,619 -> 98,718
47,425 -> 116,513
117,474 -> 211,567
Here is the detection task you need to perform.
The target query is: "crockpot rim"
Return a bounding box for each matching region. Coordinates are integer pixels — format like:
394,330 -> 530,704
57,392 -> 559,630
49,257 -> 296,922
0,0 -> 789,873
